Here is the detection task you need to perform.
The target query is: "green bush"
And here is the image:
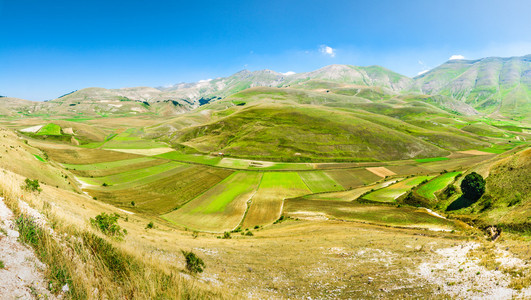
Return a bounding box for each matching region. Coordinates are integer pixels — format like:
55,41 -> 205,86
461,172 -> 486,202
222,232 -> 231,239
90,213 -> 126,237
23,178 -> 41,193
181,250 -> 205,274
146,221 -> 154,229
15,215 -> 41,247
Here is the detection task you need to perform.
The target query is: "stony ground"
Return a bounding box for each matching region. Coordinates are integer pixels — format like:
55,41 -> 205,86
0,197 -> 55,299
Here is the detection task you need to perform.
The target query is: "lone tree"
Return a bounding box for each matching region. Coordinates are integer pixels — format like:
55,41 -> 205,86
181,250 -> 205,274
460,172 -> 486,202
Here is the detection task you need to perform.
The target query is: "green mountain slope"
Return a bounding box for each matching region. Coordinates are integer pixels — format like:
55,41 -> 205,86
412,55 -> 531,121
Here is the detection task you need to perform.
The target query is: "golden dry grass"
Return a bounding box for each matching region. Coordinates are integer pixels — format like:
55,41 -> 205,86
366,166 -> 396,177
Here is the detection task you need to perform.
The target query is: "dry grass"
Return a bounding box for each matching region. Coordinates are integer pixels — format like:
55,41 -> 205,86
0,168 -> 225,299
366,166 -> 396,177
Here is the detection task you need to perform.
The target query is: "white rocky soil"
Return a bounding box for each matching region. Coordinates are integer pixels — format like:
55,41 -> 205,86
0,197 -> 56,299
418,242 -> 531,299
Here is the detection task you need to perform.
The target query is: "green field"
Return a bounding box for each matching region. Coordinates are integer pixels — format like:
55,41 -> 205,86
363,176 -> 434,202
63,157 -> 157,171
415,157 -> 449,163
298,171 -> 343,193
301,178 -> 403,201
416,172 -> 461,201
36,123 -> 62,135
243,172 -> 311,227
79,161 -> 184,185
65,157 -> 169,177
156,151 -> 223,165
85,165 -> 233,214
33,154 -> 46,162
162,172 -> 262,232
325,169 -> 381,189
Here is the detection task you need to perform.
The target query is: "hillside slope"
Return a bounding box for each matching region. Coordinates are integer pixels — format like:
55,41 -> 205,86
411,55 -> 531,120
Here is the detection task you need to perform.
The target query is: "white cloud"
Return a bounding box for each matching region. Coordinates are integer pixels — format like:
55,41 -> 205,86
417,70 -> 429,76
449,54 -> 465,60
198,79 -> 212,83
319,45 -> 336,58
282,71 -> 296,76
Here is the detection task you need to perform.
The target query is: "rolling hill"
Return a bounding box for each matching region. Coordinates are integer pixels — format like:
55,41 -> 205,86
2,55 -> 531,122
411,55 -> 531,121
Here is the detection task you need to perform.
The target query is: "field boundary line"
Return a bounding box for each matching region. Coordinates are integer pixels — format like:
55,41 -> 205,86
235,172 -> 264,230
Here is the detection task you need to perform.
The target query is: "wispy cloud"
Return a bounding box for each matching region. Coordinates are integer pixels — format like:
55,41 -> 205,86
281,71 -> 296,75
417,70 -> 429,76
319,45 -> 336,58
449,54 -> 465,60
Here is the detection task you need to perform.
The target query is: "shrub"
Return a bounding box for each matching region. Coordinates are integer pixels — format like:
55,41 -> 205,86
90,213 -> 126,237
15,215 -> 41,247
0,260 -> 4,269
461,172 -> 486,202
130,201 -> 135,207
146,221 -> 154,229
102,183 -> 108,187
181,251 -> 205,274
23,178 -> 41,193
245,231 -> 254,236
222,232 -> 231,239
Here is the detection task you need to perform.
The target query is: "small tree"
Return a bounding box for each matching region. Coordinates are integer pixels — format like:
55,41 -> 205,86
181,250 -> 205,274
460,172 -> 486,202
146,221 -> 154,229
90,212 -> 126,237
23,178 -> 41,193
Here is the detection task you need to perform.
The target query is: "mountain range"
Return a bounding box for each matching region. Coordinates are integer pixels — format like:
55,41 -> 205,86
1,55 -> 530,121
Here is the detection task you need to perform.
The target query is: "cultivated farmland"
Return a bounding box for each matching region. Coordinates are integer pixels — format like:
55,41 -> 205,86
85,165 -> 233,214
298,171 -> 343,193
242,172 -> 310,227
363,176 -> 434,202
163,172 -> 262,232
416,172 -> 461,201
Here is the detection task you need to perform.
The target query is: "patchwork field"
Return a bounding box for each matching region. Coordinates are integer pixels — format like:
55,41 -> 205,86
366,166 -> 396,177
36,123 -> 62,135
416,172 -> 461,201
156,151 -> 223,165
85,165 -> 233,214
301,178 -> 402,201
325,168 -> 381,189
38,143 -> 142,164
363,176 -> 434,202
284,198 -> 455,230
242,172 -> 311,227
79,161 -> 184,186
298,171 -> 344,193
62,157 -> 167,177
163,172 -> 262,232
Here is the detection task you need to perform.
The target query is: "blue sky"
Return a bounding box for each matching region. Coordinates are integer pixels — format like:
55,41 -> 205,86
1,0 -> 531,101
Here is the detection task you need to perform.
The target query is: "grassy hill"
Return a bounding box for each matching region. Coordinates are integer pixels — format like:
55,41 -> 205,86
477,147 -> 531,233
176,103 -> 464,162
412,55 -> 531,121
